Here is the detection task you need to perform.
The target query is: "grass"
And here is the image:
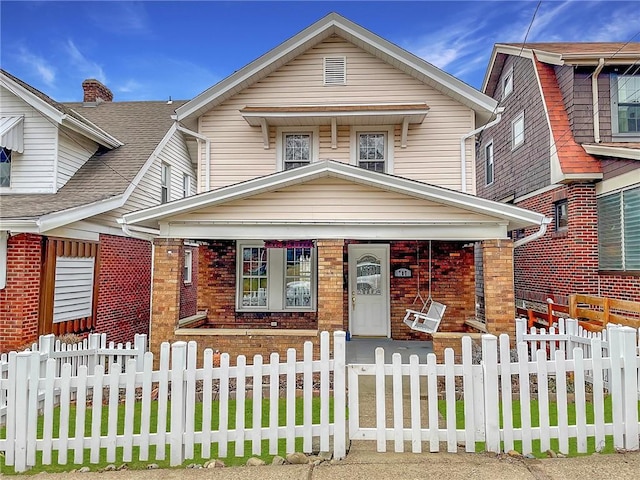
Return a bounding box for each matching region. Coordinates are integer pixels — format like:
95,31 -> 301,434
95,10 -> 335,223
0,396 -> 335,475
438,395 -> 640,457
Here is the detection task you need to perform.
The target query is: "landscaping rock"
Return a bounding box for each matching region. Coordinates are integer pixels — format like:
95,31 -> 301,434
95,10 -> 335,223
103,464 -> 117,471
247,457 -> 266,466
205,459 -> 226,468
524,453 -> 536,459
507,450 -> 521,457
271,456 -> 286,466
546,449 -> 557,458
286,452 -> 309,464
147,463 -> 159,469
78,467 -> 91,473
117,464 -> 128,470
318,451 -> 333,461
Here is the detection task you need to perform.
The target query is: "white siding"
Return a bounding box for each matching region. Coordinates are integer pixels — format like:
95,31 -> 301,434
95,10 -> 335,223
0,86 -> 57,193
170,177 -> 497,223
91,129 -> 194,230
199,37 -> 476,192
53,256 -> 95,323
57,127 -> 98,189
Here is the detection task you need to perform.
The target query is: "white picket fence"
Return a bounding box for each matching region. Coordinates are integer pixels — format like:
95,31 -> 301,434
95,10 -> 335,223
0,331 -> 346,473
347,323 -> 640,455
0,333 -> 146,426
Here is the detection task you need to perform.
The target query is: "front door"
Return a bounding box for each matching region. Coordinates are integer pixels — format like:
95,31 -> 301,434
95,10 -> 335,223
348,244 -> 390,337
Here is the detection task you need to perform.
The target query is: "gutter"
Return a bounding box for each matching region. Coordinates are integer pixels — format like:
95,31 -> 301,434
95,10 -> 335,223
513,217 -> 552,248
592,58 -> 605,144
460,109 -> 503,193
176,124 -> 211,192
119,220 -> 160,242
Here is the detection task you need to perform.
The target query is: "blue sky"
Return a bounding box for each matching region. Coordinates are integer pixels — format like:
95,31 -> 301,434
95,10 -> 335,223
2,1 -> 639,102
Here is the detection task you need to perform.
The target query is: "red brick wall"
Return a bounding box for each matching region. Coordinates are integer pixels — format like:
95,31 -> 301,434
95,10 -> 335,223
515,183 -> 614,305
0,234 -> 43,352
95,234 -> 151,343
179,246 -> 199,319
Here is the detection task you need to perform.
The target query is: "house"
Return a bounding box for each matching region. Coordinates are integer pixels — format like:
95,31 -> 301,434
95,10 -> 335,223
121,13 -> 549,360
476,43 -> 640,311
0,70 -> 197,352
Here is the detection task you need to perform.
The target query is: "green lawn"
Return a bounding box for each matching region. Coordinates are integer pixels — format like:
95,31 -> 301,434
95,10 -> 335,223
1,397 -> 335,474
439,395 -> 640,457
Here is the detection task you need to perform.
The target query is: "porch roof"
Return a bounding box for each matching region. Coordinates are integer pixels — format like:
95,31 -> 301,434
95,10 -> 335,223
122,160 -> 549,241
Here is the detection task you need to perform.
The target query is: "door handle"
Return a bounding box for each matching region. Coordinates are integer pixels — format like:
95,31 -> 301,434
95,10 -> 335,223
352,294 -> 356,309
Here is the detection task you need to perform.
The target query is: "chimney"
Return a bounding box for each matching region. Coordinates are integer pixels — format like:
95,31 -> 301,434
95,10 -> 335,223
82,79 -> 113,103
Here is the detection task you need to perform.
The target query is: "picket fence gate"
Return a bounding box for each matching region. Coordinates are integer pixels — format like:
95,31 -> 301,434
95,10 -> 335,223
0,331 -> 346,473
0,333 -> 146,426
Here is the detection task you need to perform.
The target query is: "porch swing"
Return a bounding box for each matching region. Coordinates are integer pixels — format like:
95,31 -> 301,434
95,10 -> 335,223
403,240 -> 447,334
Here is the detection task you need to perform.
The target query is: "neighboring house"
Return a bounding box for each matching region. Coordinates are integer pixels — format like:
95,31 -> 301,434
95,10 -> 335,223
477,43 -> 640,310
122,13 -> 549,360
0,70 -> 197,352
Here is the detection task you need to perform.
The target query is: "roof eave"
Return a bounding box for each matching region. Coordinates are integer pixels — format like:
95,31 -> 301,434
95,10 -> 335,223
583,144 -> 640,161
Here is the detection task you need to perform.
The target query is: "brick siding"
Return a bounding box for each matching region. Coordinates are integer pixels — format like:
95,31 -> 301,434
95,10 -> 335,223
179,246 -> 199,319
95,234 -> 151,343
0,234 -> 43,352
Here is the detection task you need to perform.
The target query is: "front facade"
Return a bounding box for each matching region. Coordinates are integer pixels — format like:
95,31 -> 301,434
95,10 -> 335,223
0,71 -> 197,352
123,14 -> 548,360
477,43 -> 640,308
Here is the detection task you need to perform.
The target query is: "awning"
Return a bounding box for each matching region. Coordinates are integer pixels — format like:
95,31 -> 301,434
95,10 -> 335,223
0,116 -> 24,153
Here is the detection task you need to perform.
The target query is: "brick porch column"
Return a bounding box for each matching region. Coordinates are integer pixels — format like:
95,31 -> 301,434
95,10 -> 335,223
316,239 -> 345,334
150,238 -> 183,357
482,239 -> 515,336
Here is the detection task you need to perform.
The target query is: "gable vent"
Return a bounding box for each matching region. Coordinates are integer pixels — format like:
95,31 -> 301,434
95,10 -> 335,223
324,57 -> 346,85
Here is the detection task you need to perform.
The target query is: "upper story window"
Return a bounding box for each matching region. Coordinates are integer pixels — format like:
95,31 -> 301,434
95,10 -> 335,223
612,74 -> 640,136
485,141 -> 494,185
284,133 -> 312,170
182,173 -> 192,198
358,133 -> 386,173
502,67 -> 513,100
161,163 -> 170,203
597,185 -> 640,271
554,199 -> 568,231
511,111 -> 525,150
0,147 -> 11,187
324,57 -> 346,85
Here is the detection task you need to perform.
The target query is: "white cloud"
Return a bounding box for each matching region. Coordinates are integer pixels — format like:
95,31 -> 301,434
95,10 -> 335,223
117,79 -> 143,93
87,2 -> 150,35
65,39 -> 107,83
16,46 -> 56,86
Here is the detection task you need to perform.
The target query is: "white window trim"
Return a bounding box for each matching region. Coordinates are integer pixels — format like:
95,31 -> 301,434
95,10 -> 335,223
236,241 -> 317,312
502,66 -> 513,100
161,162 -> 171,202
350,126 -> 395,174
184,249 -> 193,284
511,111 -> 525,150
485,140 -> 494,186
275,126 -> 320,172
611,74 -> 640,140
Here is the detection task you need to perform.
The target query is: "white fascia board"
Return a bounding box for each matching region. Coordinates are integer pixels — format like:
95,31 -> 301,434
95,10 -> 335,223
124,160 -> 547,229
175,13 -> 497,122
0,219 -> 40,233
160,221 -> 509,241
1,75 -> 64,124
62,111 -> 122,148
583,144 -> 640,161
37,194 -> 126,233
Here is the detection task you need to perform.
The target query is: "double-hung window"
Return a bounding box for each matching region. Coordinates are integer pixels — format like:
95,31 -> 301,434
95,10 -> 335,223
161,163 -> 170,203
597,186 -> 640,271
511,112 -> 525,150
485,141 -> 494,185
502,67 -> 513,100
612,74 -> 640,136
182,174 -> 192,198
238,242 -> 316,311
0,147 -> 11,187
358,133 -> 386,172
284,133 -> 312,170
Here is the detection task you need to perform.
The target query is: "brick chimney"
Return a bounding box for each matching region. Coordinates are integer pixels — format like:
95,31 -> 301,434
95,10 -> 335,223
82,79 -> 113,103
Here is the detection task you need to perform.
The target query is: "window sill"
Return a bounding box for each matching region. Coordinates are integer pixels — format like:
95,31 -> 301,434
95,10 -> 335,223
598,270 -> 640,277
551,230 -> 568,239
175,328 -> 319,337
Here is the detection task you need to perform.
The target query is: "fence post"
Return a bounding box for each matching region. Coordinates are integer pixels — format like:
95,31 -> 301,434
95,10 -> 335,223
134,334 -> 147,372
13,352 -> 31,472
569,294 -> 577,319
566,318 -> 578,359
620,327 -> 639,450
333,331 -> 346,460
170,342 -> 187,467
482,334 -> 500,453
88,334 -> 100,372
515,318 -> 526,344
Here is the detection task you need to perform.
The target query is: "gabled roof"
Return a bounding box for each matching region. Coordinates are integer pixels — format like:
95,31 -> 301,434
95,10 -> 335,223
0,100 -> 187,232
122,160 -> 547,233
0,69 -> 121,148
175,12 -> 498,125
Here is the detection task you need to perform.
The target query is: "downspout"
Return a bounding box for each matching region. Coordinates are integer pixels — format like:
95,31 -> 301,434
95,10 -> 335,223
0,231 -> 7,289
119,221 -> 160,242
592,58 -> 605,143
513,217 -> 552,248
460,109 -> 504,193
176,124 -> 211,192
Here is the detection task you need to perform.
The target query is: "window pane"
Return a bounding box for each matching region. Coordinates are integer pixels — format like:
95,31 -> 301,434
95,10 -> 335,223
485,143 -> 493,185
1,147 -> 11,187
618,105 -> 640,133
618,75 -> 640,103
598,194 -> 623,270
623,187 -> 640,270
284,134 -> 311,170
555,200 -> 568,231
285,247 -> 312,307
356,255 -> 381,295
241,247 -> 267,306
